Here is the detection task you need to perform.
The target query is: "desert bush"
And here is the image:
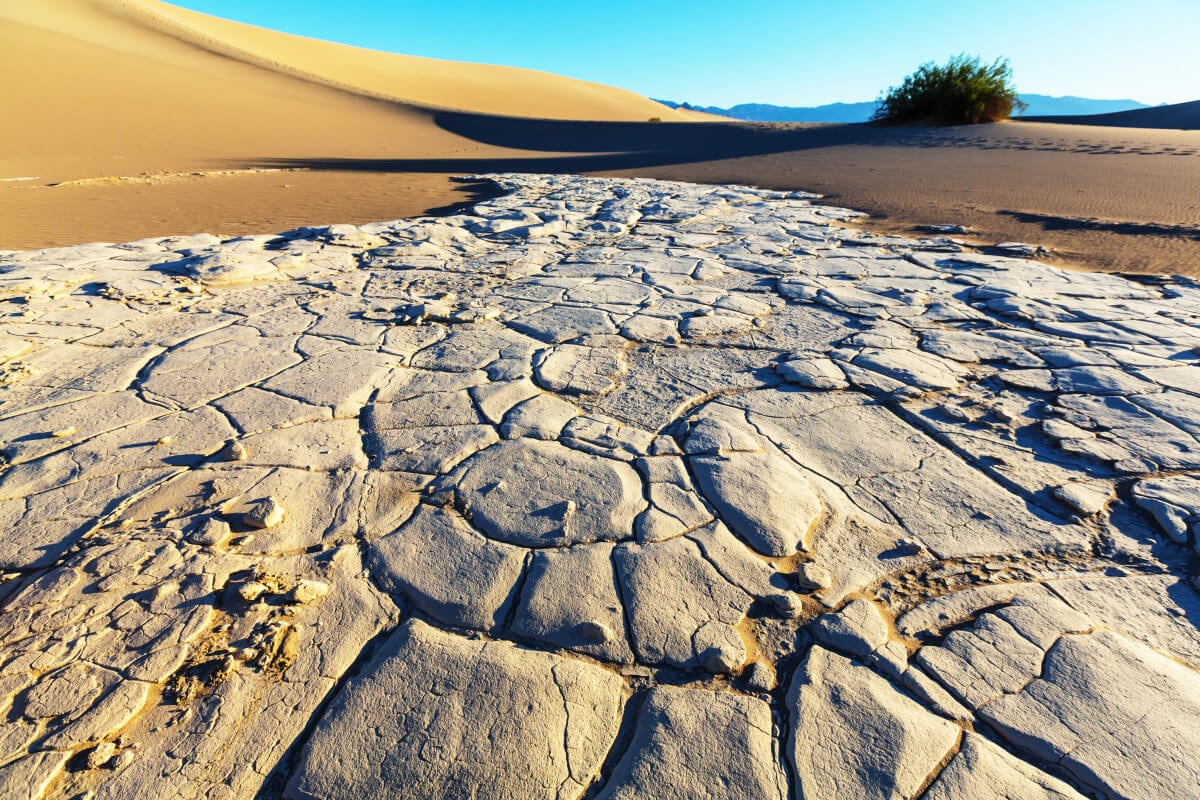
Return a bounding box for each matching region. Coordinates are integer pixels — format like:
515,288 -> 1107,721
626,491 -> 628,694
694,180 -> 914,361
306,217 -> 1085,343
873,55 -> 1026,125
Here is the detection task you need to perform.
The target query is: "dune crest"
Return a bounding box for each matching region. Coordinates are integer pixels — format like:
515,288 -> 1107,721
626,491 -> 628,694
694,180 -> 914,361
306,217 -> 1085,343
3,0 -> 694,121
1024,98 -> 1200,130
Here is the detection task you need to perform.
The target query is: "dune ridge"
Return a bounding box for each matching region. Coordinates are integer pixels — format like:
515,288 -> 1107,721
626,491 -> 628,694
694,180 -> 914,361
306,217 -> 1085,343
1024,99 -> 1200,130
112,0 -> 708,120
5,0 -> 698,121
0,0 -> 720,250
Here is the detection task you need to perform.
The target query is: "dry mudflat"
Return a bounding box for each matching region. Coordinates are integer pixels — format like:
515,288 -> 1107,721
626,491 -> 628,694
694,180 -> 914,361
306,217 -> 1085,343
4,2 -> 1200,798
0,173 -> 1199,799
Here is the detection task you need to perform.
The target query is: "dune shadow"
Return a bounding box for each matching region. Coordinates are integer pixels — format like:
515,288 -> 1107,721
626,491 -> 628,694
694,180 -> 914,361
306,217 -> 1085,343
422,178 -> 508,215
240,112 -> 903,177
999,210 -> 1200,240
241,111 -> 1184,182
427,111 -> 873,153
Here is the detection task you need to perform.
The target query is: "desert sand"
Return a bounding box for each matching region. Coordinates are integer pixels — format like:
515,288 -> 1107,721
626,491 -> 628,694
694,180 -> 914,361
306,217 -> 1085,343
1026,98 -> 1200,130
3,0 -> 1199,275
0,0 -> 707,249
2,172 -> 1199,799
608,118 -> 1200,276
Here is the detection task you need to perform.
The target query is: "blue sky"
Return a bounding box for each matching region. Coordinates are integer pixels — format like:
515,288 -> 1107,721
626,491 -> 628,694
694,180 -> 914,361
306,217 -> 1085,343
172,1 -> 1198,107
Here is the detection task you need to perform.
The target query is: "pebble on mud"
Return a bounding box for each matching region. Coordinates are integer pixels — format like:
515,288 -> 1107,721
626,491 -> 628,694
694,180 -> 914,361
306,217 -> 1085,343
244,497 -> 285,529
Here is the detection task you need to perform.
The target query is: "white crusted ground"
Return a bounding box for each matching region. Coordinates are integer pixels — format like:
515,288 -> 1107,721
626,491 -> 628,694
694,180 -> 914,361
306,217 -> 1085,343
1,174 -> 1199,800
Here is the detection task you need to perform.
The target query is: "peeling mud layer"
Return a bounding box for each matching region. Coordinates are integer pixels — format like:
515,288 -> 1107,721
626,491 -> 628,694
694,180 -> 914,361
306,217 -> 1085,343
1,174 -> 1200,799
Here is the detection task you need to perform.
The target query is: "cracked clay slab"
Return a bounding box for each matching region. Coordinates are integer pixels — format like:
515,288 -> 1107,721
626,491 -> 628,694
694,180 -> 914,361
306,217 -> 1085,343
1,173 -> 1198,800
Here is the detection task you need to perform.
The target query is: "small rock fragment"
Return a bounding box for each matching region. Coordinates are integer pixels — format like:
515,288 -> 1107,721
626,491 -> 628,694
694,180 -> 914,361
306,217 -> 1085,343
745,661 -> 777,693
188,517 -> 231,547
777,357 -> 848,390
239,581 -> 269,603
694,621 -> 746,674
244,497 -> 285,529
51,426 -> 77,438
700,646 -> 743,675
795,562 -> 832,592
812,599 -> 890,659
769,592 -> 805,619
87,742 -> 117,770
292,579 -> 331,605
221,440 -> 249,462
575,620 -> 612,643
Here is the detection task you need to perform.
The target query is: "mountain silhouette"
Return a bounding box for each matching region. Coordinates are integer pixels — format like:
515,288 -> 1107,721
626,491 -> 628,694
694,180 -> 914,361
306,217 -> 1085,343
657,95 -> 1150,123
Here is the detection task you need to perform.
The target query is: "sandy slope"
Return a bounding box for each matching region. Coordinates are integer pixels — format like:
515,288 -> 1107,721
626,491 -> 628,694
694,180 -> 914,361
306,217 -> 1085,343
2,0 -> 696,120
0,0 -> 700,247
2,0 -> 1198,276
1027,99 -> 1200,130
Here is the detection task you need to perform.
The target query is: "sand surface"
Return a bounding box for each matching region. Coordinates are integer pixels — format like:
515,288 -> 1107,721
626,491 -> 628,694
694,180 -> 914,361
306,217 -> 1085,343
608,120 -> 1200,275
2,0 -> 1198,277
1027,98 -> 1200,130
0,0 -> 702,248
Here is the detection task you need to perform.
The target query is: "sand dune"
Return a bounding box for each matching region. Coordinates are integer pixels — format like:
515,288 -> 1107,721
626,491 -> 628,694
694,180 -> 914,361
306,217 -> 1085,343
3,0 -> 697,121
2,0 -> 1197,276
0,0 -> 706,247
1025,99 -> 1200,130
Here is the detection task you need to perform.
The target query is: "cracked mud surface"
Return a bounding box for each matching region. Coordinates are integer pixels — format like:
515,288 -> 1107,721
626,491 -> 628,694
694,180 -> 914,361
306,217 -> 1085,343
1,173 -> 1199,799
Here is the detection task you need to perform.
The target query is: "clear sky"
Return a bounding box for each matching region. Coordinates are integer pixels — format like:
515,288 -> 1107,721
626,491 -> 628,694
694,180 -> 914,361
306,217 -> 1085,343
171,1 -> 1198,107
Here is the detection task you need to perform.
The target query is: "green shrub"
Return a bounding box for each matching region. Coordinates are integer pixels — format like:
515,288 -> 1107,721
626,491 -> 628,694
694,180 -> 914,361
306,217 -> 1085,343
873,55 -> 1026,125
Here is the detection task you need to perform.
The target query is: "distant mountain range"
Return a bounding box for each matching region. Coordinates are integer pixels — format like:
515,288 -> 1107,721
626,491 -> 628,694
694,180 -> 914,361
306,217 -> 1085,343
655,95 -> 1151,123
